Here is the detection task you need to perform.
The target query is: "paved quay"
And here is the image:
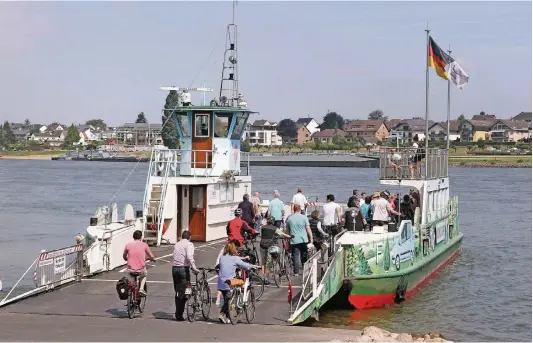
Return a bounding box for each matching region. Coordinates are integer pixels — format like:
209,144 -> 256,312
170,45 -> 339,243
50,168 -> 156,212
0,239 -> 362,341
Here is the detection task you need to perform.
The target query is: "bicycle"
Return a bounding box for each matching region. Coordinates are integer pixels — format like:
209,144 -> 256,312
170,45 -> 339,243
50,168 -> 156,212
125,272 -> 147,319
226,267 -> 258,325
268,237 -> 292,287
238,236 -> 265,301
185,268 -> 214,322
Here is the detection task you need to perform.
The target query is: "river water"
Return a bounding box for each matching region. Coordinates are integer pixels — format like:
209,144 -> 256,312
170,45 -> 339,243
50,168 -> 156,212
0,160 -> 530,341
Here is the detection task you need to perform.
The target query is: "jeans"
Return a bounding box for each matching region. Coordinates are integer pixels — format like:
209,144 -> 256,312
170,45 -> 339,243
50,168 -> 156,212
172,266 -> 190,320
220,289 -> 230,315
290,243 -> 308,275
254,215 -> 262,230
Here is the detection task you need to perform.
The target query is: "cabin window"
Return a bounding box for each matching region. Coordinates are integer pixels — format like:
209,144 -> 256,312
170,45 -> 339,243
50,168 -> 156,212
176,112 -> 190,137
401,226 -> 408,244
194,114 -> 209,137
231,113 -> 248,140
406,223 -> 412,240
218,182 -> 234,202
214,113 -> 231,138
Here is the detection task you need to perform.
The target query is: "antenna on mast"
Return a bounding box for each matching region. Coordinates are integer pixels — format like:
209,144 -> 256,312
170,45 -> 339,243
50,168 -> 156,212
219,0 -> 247,108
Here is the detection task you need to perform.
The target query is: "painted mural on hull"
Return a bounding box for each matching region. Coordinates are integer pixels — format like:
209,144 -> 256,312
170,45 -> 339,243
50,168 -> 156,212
343,197 -> 461,309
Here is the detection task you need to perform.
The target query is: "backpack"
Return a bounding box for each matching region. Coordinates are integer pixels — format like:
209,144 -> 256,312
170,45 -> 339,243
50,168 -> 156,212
116,276 -> 129,300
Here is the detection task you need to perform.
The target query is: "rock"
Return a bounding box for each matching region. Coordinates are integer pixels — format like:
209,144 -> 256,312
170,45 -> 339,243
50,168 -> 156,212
362,326 -> 389,342
416,338 -> 425,342
390,333 -> 399,339
424,334 -> 431,341
396,333 -> 413,342
354,335 -> 372,342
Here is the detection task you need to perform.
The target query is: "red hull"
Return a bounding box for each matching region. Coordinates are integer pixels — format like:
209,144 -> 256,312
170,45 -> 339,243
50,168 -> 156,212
348,249 -> 460,309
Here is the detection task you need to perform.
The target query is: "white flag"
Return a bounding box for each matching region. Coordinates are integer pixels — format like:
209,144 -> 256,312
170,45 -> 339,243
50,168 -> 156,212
445,61 -> 469,89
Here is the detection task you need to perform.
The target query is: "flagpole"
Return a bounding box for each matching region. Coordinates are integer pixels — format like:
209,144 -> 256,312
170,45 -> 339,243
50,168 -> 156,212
446,45 -> 451,150
424,24 -> 430,179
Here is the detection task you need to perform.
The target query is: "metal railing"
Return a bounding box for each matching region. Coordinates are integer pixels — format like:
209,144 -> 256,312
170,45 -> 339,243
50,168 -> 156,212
148,148 -> 250,178
0,244 -> 84,307
379,147 -> 448,180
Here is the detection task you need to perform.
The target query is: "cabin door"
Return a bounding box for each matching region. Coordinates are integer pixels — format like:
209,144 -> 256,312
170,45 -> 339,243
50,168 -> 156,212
189,185 -> 207,241
191,113 -> 213,169
177,185 -> 182,239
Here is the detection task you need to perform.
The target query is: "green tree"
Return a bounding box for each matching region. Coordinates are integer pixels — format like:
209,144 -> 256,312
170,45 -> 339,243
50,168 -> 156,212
161,90 -> 180,149
368,109 -> 388,121
85,119 -> 107,131
383,239 -> 391,271
356,248 -> 372,275
277,119 -> 298,139
240,139 -> 251,152
63,124 -> 81,148
476,138 -> 486,150
135,112 -> 148,124
0,121 -> 16,148
457,114 -> 466,126
321,111 -> 345,130
332,134 -> 347,146
24,118 -> 31,125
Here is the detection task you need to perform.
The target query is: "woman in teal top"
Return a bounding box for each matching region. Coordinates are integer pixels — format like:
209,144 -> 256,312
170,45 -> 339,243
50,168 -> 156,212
360,196 -> 372,223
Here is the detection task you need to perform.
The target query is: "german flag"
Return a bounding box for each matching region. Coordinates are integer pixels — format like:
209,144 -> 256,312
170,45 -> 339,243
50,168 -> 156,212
428,36 -> 454,80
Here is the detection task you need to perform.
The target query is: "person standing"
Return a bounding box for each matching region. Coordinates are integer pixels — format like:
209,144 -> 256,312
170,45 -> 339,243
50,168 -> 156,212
359,192 -> 367,208
267,190 -> 285,228
259,216 -> 292,285
172,230 -> 199,321
285,204 -> 313,276
347,190 -> 359,208
323,194 -> 342,235
252,192 -> 262,230
291,188 -> 308,214
238,194 -> 255,228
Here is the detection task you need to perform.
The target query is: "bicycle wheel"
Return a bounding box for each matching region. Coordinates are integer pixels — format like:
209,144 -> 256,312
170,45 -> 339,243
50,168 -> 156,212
138,284 -> 147,313
227,292 -> 239,325
126,291 -> 135,319
244,289 -> 256,324
200,284 -> 211,320
272,259 -> 281,287
249,272 -> 265,300
186,292 -> 197,322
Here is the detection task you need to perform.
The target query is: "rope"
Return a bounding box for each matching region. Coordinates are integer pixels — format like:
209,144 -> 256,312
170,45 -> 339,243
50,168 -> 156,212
105,39 -> 221,207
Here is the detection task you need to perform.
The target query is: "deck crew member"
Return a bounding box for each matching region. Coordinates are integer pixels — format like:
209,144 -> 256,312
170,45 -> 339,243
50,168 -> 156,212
323,194 -> 342,235
286,204 -> 313,277
123,230 -> 155,296
291,188 -> 308,214
267,190 -> 285,228
172,230 -> 199,321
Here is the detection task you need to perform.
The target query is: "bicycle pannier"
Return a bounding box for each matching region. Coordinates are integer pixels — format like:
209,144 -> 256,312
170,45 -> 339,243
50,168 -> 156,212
116,277 -> 129,300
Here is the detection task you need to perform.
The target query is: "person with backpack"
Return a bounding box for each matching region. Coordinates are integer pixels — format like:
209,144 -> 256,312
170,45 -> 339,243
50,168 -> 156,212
259,216 -> 292,285
347,189 -> 359,208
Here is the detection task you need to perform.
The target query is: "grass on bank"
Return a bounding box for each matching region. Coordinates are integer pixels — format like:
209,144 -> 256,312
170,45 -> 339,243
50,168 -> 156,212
449,155 -> 531,164
0,150 -> 68,156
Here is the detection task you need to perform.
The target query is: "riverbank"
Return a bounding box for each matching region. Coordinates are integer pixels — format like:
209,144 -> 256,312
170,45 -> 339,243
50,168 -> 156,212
332,326 -> 450,342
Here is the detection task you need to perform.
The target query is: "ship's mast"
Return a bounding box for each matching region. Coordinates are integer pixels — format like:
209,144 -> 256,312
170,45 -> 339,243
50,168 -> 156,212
219,0 -> 239,107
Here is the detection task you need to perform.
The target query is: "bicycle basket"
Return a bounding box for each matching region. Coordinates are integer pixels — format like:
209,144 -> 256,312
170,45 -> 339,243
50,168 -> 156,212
115,277 -> 129,300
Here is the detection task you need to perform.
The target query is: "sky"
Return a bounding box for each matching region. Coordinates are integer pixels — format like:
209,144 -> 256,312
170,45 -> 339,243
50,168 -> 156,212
0,1 -> 531,126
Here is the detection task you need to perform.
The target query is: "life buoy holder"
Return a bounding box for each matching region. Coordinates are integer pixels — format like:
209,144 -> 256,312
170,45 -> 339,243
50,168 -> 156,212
148,223 -> 168,234
157,162 -> 165,172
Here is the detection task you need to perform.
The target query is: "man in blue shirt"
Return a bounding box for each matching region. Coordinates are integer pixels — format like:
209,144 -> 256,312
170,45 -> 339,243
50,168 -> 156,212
267,190 -> 285,228
285,204 -> 313,276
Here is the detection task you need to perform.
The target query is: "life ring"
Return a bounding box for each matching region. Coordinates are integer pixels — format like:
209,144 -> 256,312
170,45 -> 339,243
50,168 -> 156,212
148,223 -> 168,234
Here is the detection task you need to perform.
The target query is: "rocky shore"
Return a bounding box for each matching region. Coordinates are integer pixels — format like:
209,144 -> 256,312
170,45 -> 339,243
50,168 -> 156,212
332,326 -> 451,343
449,162 -> 531,168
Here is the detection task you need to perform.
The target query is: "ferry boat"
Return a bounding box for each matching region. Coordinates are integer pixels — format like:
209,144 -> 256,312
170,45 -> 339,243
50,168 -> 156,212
287,149 -> 463,324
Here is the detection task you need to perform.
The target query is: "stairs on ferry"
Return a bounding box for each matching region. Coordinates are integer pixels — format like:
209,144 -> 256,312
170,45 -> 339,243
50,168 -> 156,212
143,184 -> 166,245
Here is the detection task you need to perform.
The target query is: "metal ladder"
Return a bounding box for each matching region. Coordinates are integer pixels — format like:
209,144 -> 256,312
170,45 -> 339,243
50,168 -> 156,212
155,152 -> 173,246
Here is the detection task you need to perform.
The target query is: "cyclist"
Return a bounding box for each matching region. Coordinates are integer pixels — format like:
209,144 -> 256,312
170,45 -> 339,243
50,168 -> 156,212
214,239 -> 248,307
227,208 -> 257,246
259,216 -> 292,285
217,241 -> 258,324
123,230 -> 155,296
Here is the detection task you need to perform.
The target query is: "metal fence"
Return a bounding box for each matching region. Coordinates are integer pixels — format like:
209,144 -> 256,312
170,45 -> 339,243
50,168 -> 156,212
379,147 -> 448,180
35,244 -> 83,289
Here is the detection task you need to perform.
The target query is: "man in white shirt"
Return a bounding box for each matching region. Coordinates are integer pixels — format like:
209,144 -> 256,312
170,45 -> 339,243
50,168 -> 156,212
322,194 -> 342,234
291,188 -> 308,214
359,192 -> 367,207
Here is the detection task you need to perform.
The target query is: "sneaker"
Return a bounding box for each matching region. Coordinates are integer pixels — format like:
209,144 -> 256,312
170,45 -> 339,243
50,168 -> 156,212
294,273 -> 299,277
218,314 -> 228,324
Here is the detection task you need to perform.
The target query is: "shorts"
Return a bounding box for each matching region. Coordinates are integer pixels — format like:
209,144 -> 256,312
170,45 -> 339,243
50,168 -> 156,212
127,269 -> 147,282
260,247 -> 273,268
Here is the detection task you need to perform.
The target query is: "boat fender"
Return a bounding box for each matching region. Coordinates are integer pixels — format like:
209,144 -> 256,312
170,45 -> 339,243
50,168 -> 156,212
149,223 -> 168,234
170,161 -> 178,172
157,162 -> 164,172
